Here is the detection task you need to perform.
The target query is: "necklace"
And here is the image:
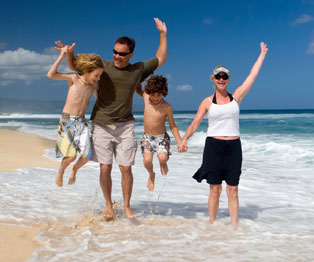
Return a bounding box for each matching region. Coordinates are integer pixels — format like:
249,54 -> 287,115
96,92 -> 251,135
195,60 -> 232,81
77,74 -> 90,85
149,98 -> 163,109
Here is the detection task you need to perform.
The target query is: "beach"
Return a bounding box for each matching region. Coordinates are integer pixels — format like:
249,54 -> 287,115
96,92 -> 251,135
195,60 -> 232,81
0,129 -> 59,262
0,111 -> 314,261
0,129 -> 59,172
0,224 -> 43,262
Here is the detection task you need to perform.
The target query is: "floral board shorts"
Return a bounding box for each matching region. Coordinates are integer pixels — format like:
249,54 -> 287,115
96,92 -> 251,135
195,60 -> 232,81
140,132 -> 171,156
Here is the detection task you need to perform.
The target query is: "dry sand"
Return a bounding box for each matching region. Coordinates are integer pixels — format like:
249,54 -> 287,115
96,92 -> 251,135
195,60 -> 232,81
0,129 -> 59,261
0,128 -> 59,172
0,224 -> 43,262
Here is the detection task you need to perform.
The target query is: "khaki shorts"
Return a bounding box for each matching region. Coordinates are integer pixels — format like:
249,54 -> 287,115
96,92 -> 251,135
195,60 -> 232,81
91,120 -> 137,166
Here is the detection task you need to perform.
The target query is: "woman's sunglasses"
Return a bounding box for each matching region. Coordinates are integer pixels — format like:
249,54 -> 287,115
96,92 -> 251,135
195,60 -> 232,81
214,74 -> 229,80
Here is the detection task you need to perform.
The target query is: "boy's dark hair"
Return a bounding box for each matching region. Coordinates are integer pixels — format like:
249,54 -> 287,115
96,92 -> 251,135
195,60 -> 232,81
144,75 -> 168,97
115,36 -> 136,53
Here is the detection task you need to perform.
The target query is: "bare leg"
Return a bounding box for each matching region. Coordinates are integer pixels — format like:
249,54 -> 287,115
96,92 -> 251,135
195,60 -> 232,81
226,184 -> 239,228
157,153 -> 169,176
55,156 -> 76,187
143,152 -> 155,191
119,165 -> 135,219
99,164 -> 114,220
68,157 -> 90,185
208,184 -> 222,224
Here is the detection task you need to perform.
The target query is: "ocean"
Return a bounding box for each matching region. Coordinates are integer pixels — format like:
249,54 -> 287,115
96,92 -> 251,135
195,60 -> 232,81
0,109 -> 314,262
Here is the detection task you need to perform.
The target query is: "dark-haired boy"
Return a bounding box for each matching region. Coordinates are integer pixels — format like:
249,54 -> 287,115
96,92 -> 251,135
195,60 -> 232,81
136,75 -> 182,191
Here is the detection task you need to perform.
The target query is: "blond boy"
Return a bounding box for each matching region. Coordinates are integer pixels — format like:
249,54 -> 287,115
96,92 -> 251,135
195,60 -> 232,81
47,46 -> 104,186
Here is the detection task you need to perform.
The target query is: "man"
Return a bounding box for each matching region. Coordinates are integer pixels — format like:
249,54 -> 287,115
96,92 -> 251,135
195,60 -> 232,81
55,18 -> 167,219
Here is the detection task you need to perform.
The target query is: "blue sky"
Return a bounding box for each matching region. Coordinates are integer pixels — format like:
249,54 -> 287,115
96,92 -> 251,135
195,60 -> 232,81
1,0 -> 314,110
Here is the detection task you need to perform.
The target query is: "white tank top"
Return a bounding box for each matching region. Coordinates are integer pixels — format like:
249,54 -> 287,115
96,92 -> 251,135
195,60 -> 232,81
207,97 -> 240,137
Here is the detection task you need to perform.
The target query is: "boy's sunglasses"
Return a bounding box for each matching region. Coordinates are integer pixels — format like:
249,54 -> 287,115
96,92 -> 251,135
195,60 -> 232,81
214,74 -> 229,80
113,49 -> 131,56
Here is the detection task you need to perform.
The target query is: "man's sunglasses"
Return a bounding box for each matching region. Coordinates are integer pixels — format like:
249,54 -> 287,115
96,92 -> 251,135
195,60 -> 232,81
214,74 -> 229,80
113,49 -> 131,56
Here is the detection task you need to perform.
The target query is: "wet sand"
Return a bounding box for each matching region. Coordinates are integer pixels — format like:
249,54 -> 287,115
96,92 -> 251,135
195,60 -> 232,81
0,129 -> 58,261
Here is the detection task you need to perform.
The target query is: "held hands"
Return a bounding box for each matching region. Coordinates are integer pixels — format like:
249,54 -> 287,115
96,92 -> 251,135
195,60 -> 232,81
154,18 -> 167,35
54,40 -> 76,54
177,141 -> 188,153
260,42 -> 268,55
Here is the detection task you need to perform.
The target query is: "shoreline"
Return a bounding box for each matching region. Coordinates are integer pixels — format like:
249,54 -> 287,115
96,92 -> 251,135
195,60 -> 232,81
0,128 -> 59,172
0,129 -> 59,261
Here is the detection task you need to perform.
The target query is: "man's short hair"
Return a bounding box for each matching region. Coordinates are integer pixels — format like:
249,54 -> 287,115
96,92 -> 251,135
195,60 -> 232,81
144,75 -> 168,97
115,37 -> 136,53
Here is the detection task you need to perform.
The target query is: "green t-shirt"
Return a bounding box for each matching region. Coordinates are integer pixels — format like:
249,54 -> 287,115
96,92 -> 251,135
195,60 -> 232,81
91,57 -> 159,125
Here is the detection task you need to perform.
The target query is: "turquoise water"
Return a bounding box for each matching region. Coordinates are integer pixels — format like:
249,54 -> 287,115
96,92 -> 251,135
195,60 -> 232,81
1,109 -> 313,137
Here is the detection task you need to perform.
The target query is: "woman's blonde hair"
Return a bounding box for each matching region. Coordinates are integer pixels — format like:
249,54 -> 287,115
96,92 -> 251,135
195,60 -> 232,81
74,54 -> 104,74
210,65 -> 230,89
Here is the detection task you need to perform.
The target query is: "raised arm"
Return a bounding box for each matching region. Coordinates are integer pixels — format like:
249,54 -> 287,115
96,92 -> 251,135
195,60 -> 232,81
233,42 -> 268,104
47,46 -> 74,81
154,18 -> 167,69
180,98 -> 210,152
54,41 -> 77,71
135,84 -> 144,97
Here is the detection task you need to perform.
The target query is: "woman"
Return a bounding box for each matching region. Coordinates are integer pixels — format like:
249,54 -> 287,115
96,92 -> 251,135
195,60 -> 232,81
180,42 -> 268,227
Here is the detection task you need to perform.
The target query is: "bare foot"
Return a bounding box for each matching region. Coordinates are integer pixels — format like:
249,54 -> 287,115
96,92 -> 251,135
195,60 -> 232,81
209,219 -> 216,225
147,172 -> 155,191
102,207 -> 114,221
160,163 -> 168,176
124,207 -> 136,219
55,170 -> 64,187
231,222 -> 238,230
68,165 -> 77,185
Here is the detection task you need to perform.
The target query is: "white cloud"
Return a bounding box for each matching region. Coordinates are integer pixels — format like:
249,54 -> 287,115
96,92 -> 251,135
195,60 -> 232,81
176,84 -> 193,91
306,41 -> 314,54
203,18 -> 212,25
0,48 -> 66,86
291,14 -> 314,26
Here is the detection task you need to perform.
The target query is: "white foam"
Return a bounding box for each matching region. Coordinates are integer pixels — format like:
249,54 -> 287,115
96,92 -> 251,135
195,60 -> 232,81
186,131 -> 207,147
240,113 -> 314,120
2,139 -> 314,262
0,113 -> 60,119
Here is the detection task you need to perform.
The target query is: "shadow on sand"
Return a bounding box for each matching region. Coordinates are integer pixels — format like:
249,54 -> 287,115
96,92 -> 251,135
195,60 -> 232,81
127,201 -> 286,222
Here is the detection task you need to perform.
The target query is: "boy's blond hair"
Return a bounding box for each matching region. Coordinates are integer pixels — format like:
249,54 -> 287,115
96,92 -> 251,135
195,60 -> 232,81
74,54 -> 104,74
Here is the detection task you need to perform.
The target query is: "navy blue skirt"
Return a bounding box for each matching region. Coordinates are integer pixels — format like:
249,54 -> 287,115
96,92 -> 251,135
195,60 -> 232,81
193,137 -> 242,186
